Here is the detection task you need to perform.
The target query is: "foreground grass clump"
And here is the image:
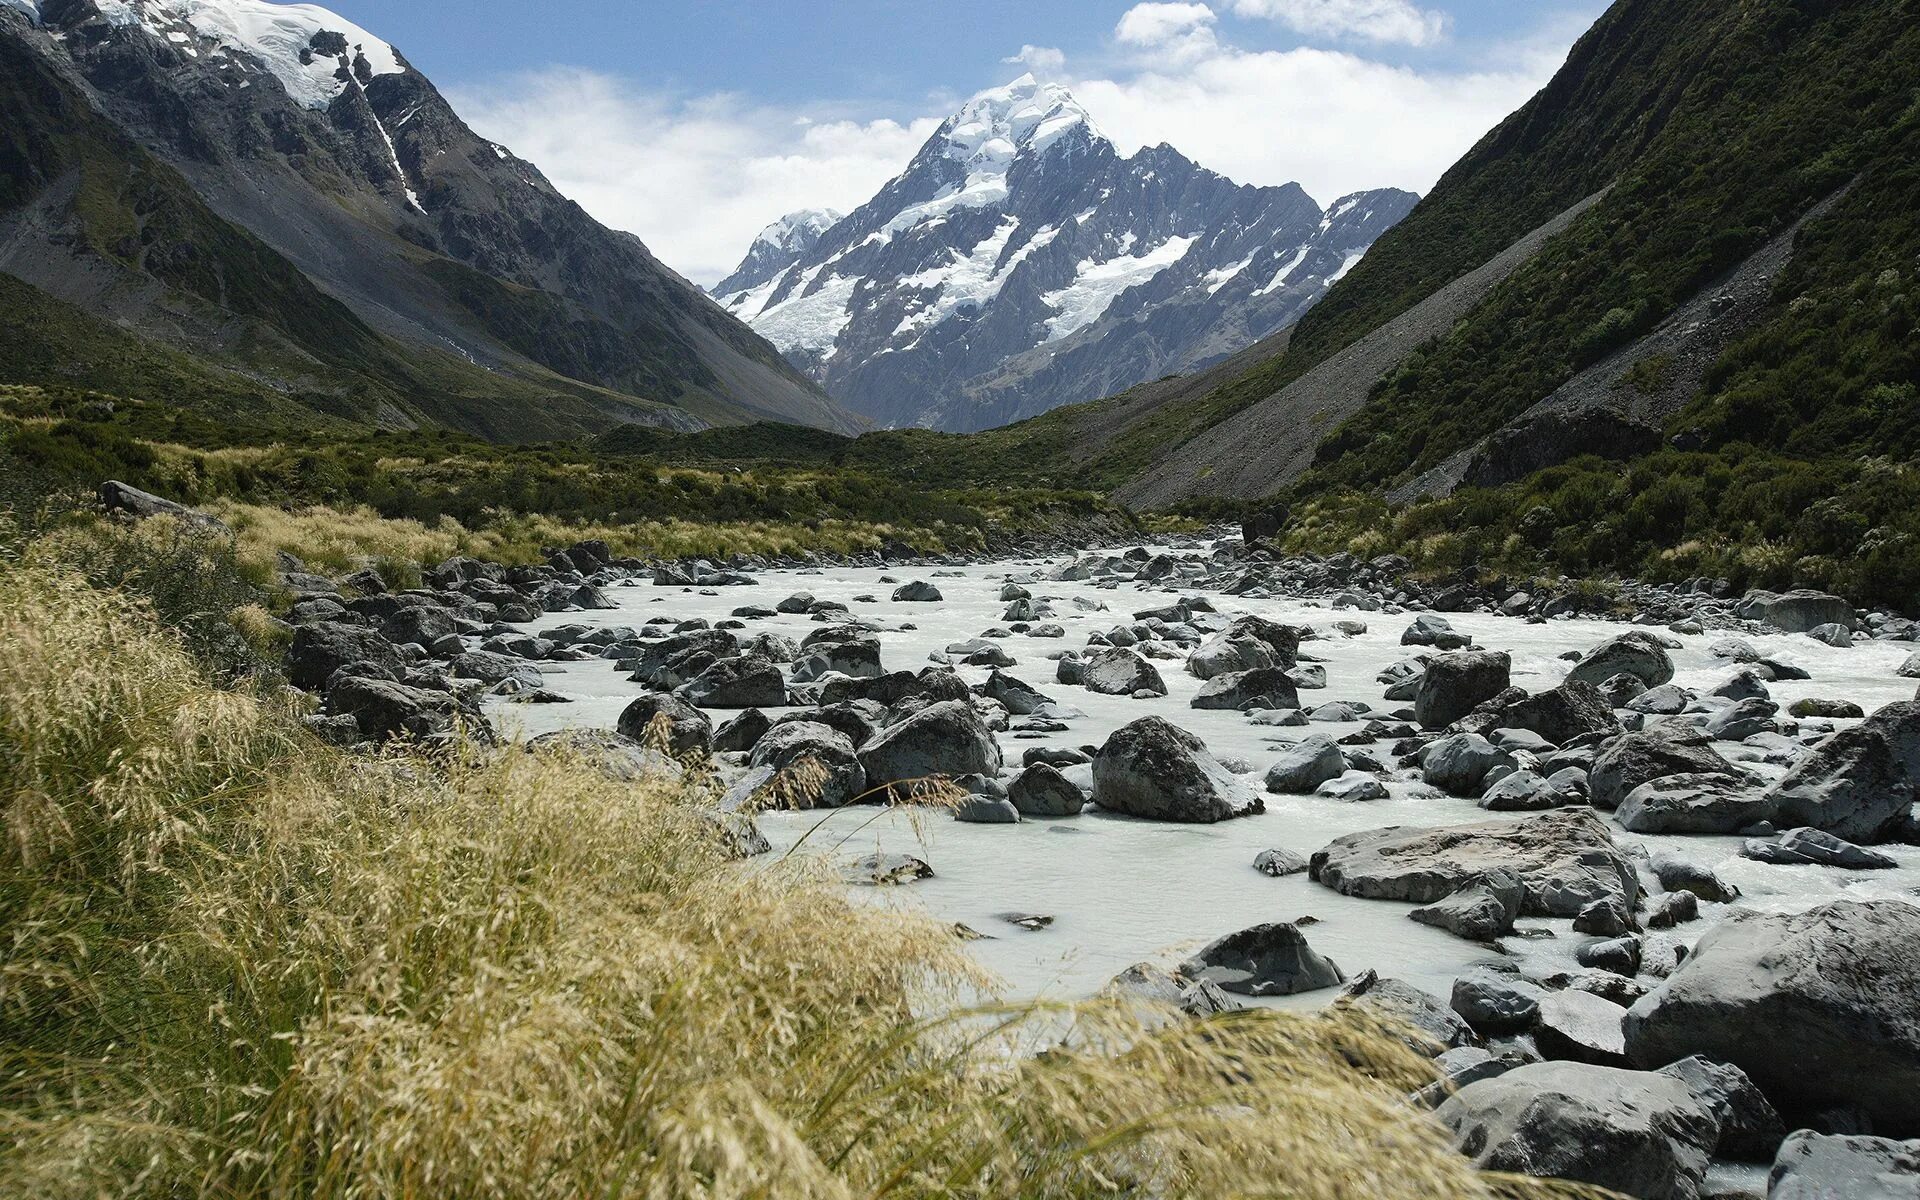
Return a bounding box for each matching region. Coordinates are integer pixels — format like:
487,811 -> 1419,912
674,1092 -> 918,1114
0,560 -> 1592,1198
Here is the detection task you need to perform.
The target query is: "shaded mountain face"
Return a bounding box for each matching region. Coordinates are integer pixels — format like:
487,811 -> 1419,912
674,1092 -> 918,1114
714,76 -> 1416,433
0,0 -> 861,437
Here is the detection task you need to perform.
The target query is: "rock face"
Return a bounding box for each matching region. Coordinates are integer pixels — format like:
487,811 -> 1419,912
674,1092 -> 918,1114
1436,1062 -> 1719,1200
858,701 -> 1002,794
1415,651 -> 1512,729
1092,717 -> 1263,823
1623,900 -> 1920,1135
1178,922 -> 1344,997
1764,701 -> 1920,843
714,74 -> 1416,432
1310,808 -> 1638,918
1081,648 -> 1167,697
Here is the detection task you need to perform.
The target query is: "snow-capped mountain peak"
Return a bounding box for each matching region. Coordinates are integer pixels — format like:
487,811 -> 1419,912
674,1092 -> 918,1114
712,79 -> 1419,432
756,208 -> 843,254
940,73 -> 1102,168
83,0 -> 405,109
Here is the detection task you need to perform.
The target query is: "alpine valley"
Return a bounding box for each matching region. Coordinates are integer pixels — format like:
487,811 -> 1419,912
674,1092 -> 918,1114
714,76 -> 1417,432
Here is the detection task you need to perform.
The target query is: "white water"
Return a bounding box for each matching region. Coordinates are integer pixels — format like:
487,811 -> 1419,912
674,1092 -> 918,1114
489,552 -> 1920,1009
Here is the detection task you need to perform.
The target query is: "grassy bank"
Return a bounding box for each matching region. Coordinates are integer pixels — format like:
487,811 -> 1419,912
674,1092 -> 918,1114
0,520 -> 1594,1198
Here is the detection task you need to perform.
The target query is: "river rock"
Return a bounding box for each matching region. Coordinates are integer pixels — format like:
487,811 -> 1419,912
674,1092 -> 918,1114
1658,1055 -> 1785,1162
1007,762 -> 1085,817
1764,701 -> 1920,843
1499,680 -> 1621,745
1253,847 -> 1310,876
1103,962 -> 1240,1018
1738,589 -> 1854,634
1437,1062 -> 1718,1200
1410,874 -> 1522,941
1534,989 -> 1630,1066
1450,974 -> 1543,1036
1082,648 -> 1167,697
1420,733 -> 1517,797
1309,808 -> 1638,918
858,700 -> 1001,795
1191,667 -> 1299,711
1616,771 -> 1774,834
1767,1132 -> 1920,1199
288,621 -> 406,690
1336,970 -> 1476,1052
1092,717 -> 1263,823
615,692 -> 714,756
1567,632 -> 1676,690
1623,899 -> 1920,1134
1415,650 -> 1513,729
1589,725 -> 1740,810
1741,827 -> 1898,869
1178,921 -> 1344,996
1263,734 -> 1348,794
322,675 -> 464,741
677,654 -> 787,708
1402,613 -> 1471,650
891,581 -> 942,602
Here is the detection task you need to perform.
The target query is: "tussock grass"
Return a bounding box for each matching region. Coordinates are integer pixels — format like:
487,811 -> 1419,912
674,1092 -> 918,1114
0,557 -> 1600,1198
207,500 -> 972,578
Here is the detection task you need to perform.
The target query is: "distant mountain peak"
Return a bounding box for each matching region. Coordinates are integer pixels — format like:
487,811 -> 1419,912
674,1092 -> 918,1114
755,207 -> 843,254
712,76 -> 1417,433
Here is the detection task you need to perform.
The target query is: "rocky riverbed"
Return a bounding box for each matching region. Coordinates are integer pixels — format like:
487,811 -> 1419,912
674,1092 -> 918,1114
271,530 -> 1920,1199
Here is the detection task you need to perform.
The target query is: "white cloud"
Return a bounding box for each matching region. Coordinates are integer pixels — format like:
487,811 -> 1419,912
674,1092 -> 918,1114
1227,0 -> 1448,47
447,70 -> 940,286
1114,2 -> 1220,63
1003,44 -> 1066,75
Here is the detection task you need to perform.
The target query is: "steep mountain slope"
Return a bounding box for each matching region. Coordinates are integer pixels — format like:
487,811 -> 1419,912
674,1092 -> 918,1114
0,0 -> 861,437
715,76 -> 1414,432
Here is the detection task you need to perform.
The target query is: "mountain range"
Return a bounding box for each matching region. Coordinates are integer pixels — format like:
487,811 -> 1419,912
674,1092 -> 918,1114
713,76 -> 1416,432
0,0 -> 861,438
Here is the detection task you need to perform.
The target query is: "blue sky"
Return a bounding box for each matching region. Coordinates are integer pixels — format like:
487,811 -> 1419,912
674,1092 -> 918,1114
320,1 -> 1609,283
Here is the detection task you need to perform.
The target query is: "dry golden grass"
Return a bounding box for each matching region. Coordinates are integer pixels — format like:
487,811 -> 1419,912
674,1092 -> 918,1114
205,500 -> 973,579
0,558 -> 1605,1199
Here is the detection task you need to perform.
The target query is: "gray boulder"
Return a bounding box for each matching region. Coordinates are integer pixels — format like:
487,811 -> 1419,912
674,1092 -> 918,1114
979,670 -> 1056,716
1420,733 -> 1516,797
1616,772 -> 1775,834
1310,808 -> 1638,918
615,693 -> 714,756
1436,1062 -> 1719,1200
858,701 -> 1002,795
322,676 -> 464,741
1402,613 -> 1471,650
1191,667 -> 1299,711
1499,680 -> 1622,745
1082,648 -> 1167,697
1767,1132 -> 1920,1199
1415,650 -> 1513,729
1178,922 -> 1344,997
1534,990 -> 1631,1067
1410,874 -> 1522,942
1450,974 -> 1543,1036
1567,632 -> 1675,690
1741,827 -> 1897,869
1252,847 -> 1310,876
750,721 -> 867,808
1765,701 -> 1920,843
891,581 -> 942,602
288,622 -> 406,690
1623,900 -> 1920,1135
1092,717 -> 1263,823
954,796 -> 1020,824
1007,763 -> 1085,817
1336,970 -> 1476,1051
1738,589 -> 1853,634
677,655 -> 787,708
1658,1055 -> 1785,1162
1103,962 -> 1240,1019
1263,734 -> 1347,794
1590,725 -> 1740,810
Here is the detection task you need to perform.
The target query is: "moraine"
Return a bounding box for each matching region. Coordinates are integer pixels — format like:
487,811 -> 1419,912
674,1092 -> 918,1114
487,542 -> 1920,1012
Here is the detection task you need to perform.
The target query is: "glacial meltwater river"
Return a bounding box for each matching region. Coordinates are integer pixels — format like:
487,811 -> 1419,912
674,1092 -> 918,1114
487,551 -> 1920,1010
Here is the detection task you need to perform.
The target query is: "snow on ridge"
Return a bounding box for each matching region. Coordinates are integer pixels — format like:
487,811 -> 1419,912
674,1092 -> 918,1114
113,0 -> 406,109
754,208 -> 843,253
2,0 -> 41,24
892,217 -> 1060,341
942,73 -> 1102,169
1041,235 -> 1197,343
745,271 -> 859,355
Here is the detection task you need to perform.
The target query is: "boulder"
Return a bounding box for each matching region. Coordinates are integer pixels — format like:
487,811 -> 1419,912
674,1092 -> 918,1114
1764,702 -> 1920,843
1499,681 -> 1621,745
1410,875 -> 1522,942
379,605 -> 460,648
1567,633 -> 1675,690
1419,733 -> 1516,797
1007,763 -> 1085,817
1102,962 -> 1240,1019
1589,726 -> 1740,810
750,721 -> 868,808
1450,974 -> 1543,1036
1436,1062 -> 1718,1200
890,581 -> 942,602
1186,633 -> 1274,680
1252,847 -> 1310,877
288,621 -> 406,690
1402,613 -> 1472,650
450,650 -> 544,691
791,636 -> 883,682
1178,922 -> 1344,997
858,701 -> 1002,795
1741,827 -> 1897,869
615,693 -> 714,756
1738,589 -> 1854,634
1623,900 -> 1920,1134
1616,772 -> 1775,834
713,708 -> 773,754
1767,1132 -> 1920,1199
1415,651 -> 1512,729
99,479 -> 228,532
979,670 -> 1056,716
322,676 -> 463,741
1658,1056 -> 1785,1162
677,655 -> 787,708
954,796 -> 1020,824
1336,971 -> 1476,1051
1309,808 -> 1638,918
1191,667 -> 1299,711
1092,717 -> 1263,823
1533,990 -> 1630,1066
1082,648 -> 1167,697
1263,735 -> 1348,794
1316,771 -> 1389,801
